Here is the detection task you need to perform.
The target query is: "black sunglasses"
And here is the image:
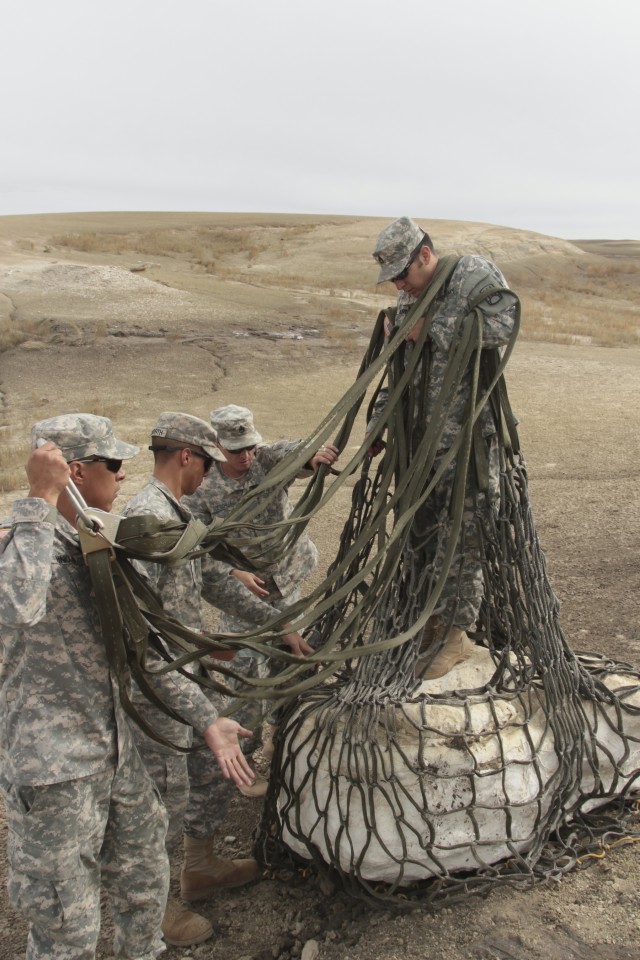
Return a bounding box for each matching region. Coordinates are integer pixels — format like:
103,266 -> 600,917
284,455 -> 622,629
389,235 -> 427,283
226,445 -> 256,454
149,444 -> 214,473
74,457 -> 123,474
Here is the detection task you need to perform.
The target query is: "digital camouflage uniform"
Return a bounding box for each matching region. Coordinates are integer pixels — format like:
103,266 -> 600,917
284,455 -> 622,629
0,498 -> 169,960
187,440 -> 318,629
122,477 -> 221,848
368,251 -> 517,630
185,440 -> 318,737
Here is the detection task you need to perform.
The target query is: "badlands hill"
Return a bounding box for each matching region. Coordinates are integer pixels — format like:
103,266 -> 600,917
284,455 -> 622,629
1,210 -> 638,505
1,212 -> 639,351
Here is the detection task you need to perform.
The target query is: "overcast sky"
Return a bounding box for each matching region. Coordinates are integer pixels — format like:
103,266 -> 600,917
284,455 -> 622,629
2,0 -> 638,239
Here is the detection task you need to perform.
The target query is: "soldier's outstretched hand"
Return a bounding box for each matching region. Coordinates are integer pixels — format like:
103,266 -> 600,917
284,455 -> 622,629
203,717 -> 255,788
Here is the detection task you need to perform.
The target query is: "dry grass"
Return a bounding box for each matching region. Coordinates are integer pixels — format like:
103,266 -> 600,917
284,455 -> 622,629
0,399 -> 131,493
2,213 -> 640,356
48,221 -> 316,273
504,255 -> 640,347
0,430 -> 30,495
50,225 -> 259,259
43,221 -> 640,348
0,317 -> 52,353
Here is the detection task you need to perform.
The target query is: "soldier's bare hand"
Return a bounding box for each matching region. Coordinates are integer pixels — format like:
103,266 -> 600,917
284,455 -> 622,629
282,629 -> 313,656
203,717 -> 255,787
309,443 -> 339,472
365,435 -> 386,458
232,569 -> 269,598
27,442 -> 70,504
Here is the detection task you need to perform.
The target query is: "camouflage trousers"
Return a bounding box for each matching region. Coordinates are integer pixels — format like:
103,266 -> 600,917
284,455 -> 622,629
410,435 -> 500,630
131,579 -> 300,843
183,660 -> 268,840
130,695 -> 192,855
130,670 -> 259,844
0,746 -> 169,960
183,579 -> 299,840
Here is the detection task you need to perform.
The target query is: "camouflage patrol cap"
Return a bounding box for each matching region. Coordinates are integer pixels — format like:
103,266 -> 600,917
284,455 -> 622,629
150,411 -> 225,461
372,217 -> 426,284
31,413 -> 139,461
210,404 -> 262,450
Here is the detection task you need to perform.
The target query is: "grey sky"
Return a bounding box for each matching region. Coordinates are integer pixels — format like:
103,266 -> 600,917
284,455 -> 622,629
2,0 -> 638,239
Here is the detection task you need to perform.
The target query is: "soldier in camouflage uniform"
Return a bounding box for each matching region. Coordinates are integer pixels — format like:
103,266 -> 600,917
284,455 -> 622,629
122,413 -> 259,944
185,404 -> 339,794
0,414 -> 253,960
368,218 -> 518,678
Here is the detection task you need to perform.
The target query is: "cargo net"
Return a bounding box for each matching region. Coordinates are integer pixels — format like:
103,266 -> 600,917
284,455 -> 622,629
244,283 -> 640,907
254,448 -> 640,906
101,270 -> 640,907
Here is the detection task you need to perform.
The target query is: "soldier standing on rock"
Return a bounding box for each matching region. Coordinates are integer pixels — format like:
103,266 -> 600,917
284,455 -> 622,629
367,218 -> 518,678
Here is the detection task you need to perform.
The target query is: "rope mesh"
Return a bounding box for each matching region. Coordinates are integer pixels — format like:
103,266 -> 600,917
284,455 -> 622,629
248,281 -> 640,905
88,274 -> 640,905
254,446 -> 640,906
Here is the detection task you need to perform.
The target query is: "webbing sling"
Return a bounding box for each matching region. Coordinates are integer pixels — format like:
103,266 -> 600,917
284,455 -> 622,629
76,257 -> 524,746
252,280 -> 640,909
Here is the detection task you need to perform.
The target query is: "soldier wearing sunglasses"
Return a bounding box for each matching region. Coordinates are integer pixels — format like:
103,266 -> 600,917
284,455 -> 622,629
0,413 -> 254,960
184,404 -> 339,798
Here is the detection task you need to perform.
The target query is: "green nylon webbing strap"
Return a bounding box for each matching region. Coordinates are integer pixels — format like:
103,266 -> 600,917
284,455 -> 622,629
218,257 -> 462,531
116,514 -> 210,562
79,261 -> 521,738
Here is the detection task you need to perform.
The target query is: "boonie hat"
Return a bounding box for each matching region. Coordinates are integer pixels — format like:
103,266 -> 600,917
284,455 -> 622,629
150,411 -> 225,461
372,217 -> 426,284
31,413 -> 139,462
210,404 -> 262,450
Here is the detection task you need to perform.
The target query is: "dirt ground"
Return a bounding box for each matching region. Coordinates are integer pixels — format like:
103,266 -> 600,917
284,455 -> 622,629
0,215 -> 639,959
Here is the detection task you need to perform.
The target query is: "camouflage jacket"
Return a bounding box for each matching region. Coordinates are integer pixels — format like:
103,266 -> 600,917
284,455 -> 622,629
123,476 -> 206,631
185,441 -> 319,622
121,476 -> 220,735
0,496 -> 215,786
367,255 -> 518,454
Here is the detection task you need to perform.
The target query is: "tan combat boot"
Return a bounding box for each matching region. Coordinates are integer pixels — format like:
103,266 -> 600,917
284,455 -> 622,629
261,721 -> 276,761
180,835 -> 260,901
416,618 -> 475,680
237,723 -> 275,797
237,775 -> 269,798
161,897 -> 213,947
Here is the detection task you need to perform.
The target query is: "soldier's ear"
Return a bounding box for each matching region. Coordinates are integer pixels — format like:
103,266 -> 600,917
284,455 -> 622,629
68,460 -> 86,487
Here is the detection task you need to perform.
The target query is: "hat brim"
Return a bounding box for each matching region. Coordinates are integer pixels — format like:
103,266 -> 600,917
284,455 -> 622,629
158,434 -> 226,462
205,445 -> 227,462
112,440 -> 140,460
376,258 -> 408,284
217,430 -> 262,451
